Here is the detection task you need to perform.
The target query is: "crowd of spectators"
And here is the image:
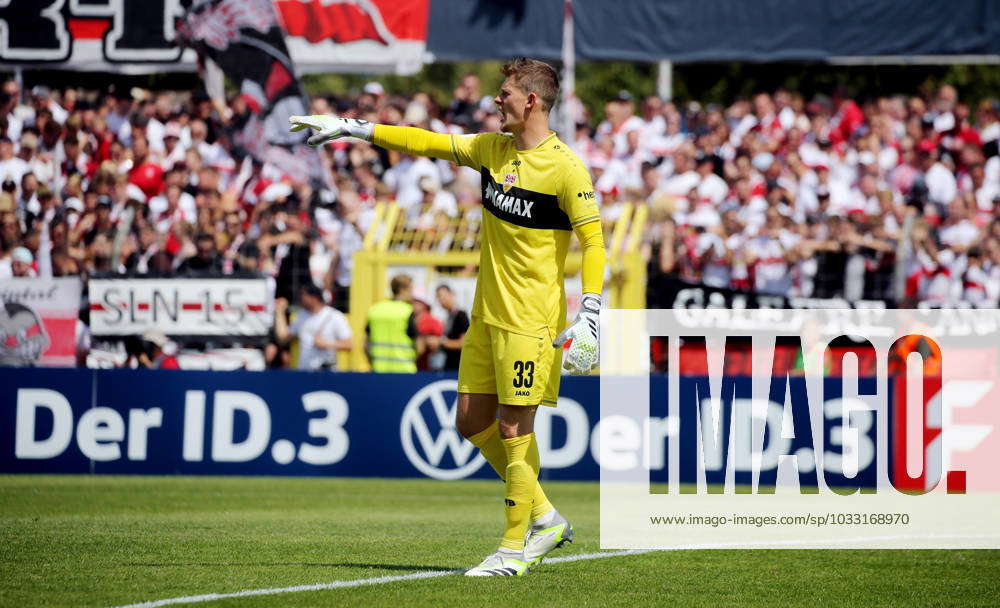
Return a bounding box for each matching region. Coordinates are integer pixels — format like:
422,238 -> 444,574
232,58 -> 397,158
1,73 -> 998,368
570,85 -> 1000,305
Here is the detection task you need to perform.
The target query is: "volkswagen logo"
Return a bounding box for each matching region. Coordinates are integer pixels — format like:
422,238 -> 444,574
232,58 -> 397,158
400,379 -> 487,480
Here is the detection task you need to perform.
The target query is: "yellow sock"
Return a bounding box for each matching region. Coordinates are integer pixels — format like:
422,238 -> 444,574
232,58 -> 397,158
499,433 -> 539,551
468,421 -> 553,522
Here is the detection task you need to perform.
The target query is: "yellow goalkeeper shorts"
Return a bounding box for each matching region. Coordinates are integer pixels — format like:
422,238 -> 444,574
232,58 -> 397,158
457,316 -> 562,406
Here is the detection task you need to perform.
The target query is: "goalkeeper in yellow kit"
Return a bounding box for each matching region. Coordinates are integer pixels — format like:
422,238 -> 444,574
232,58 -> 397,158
290,58 -> 606,577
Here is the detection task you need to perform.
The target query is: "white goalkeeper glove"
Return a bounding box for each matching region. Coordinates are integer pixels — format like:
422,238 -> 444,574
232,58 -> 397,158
288,114 -> 374,147
554,293 -> 601,375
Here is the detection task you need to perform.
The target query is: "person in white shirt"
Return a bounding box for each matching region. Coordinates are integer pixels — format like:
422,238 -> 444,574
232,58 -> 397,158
146,94 -> 173,155
967,162 -> 998,219
695,214 -> 740,288
977,100 -> 1000,145
744,211 -> 799,295
149,182 -> 196,224
322,189 -> 374,311
0,136 -> 28,186
150,184 -> 196,235
731,177 -> 768,235
846,173 -> 882,215
188,118 -> 233,170
157,122 -> 188,170
694,154 -> 728,205
962,248 -> 994,306
274,283 -> 352,371
938,198 -> 980,251
29,86 -> 68,125
595,92 -> 645,159
920,147 -> 957,208
382,154 -> 440,213
907,222 -> 965,305
661,151 -> 700,199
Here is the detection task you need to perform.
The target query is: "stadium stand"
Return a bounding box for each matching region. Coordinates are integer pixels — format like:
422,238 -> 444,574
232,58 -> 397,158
1,76 -> 998,369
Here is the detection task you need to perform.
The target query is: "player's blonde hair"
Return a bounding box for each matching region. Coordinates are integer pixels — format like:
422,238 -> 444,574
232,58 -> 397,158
502,58 -> 559,112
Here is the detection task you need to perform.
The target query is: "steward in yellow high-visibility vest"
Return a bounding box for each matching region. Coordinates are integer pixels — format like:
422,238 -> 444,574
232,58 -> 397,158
365,274 -> 418,373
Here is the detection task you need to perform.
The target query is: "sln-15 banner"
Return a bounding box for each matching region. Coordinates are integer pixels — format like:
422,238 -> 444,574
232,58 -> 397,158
88,278 -> 271,337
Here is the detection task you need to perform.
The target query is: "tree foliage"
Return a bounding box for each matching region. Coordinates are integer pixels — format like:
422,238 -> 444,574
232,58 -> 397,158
303,61 -> 1000,127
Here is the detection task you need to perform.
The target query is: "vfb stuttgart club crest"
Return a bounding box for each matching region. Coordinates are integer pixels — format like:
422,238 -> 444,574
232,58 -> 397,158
400,380 -> 487,480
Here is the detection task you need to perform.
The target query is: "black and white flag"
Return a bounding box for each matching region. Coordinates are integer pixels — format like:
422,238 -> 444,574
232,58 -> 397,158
177,0 -> 326,185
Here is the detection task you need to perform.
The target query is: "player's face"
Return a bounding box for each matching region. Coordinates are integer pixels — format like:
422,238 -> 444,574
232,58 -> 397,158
495,77 -> 529,132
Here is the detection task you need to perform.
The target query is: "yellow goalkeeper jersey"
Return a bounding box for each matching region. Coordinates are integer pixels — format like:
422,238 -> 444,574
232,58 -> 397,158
447,131 -> 600,337
370,126 -> 601,337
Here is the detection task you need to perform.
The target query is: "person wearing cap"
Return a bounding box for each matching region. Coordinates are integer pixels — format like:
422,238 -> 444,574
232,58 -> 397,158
139,329 -> 180,370
10,246 -> 35,277
274,283 -> 352,371
31,85 -> 68,125
363,81 -> 385,98
595,90 -> 644,159
158,122 -> 187,170
16,132 -> 37,168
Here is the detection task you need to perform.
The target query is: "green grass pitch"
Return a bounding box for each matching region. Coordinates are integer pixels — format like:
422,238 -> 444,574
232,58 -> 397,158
1,475 -> 998,607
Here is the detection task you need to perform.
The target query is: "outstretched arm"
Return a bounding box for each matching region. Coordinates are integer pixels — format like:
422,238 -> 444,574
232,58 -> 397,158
371,125 -> 457,162
289,115 -> 461,163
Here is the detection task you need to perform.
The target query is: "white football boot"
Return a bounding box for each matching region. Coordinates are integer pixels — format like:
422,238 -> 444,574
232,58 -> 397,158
524,513 -> 574,566
464,550 -> 529,577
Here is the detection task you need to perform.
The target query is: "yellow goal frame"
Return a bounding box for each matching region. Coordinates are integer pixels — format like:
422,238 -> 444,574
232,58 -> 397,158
344,202 -> 647,371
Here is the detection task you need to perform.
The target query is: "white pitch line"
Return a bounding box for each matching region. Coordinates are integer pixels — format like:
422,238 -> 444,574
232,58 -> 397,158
107,534 -> 996,608
107,569 -> 464,608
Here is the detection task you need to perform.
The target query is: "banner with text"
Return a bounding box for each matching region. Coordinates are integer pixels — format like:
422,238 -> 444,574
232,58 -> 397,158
0,278 -> 80,367
0,367 -> 903,488
1,368 -> 599,479
601,308 -> 1000,550
88,278 -> 271,337
648,275 -> 892,310
0,0 -> 429,74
